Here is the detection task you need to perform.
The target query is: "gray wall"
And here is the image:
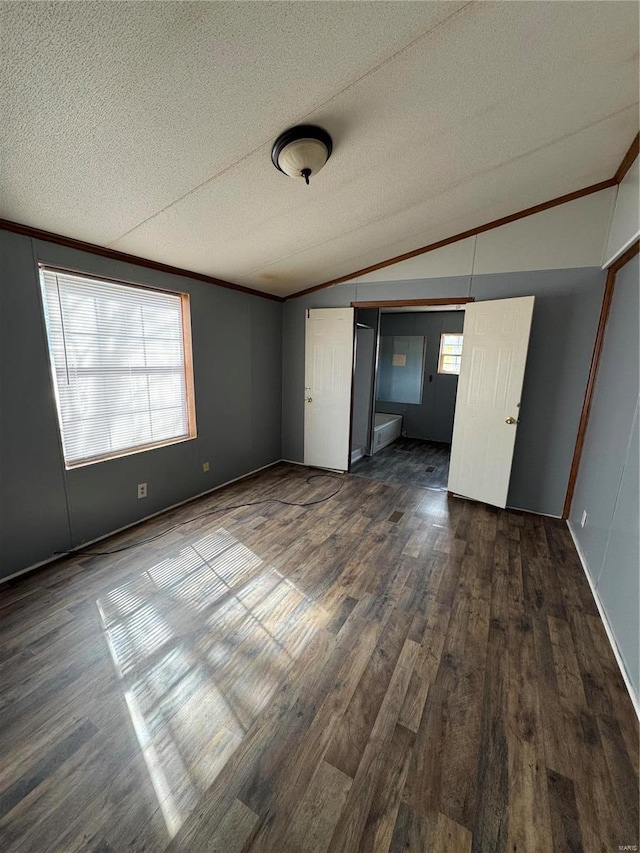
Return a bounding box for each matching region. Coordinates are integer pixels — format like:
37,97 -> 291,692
376,311 -> 463,443
0,229 -> 282,580
282,268 -> 605,516
569,254 -> 639,703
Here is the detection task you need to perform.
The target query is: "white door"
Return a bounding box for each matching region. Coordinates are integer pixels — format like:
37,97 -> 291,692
304,307 -> 354,471
448,296 -> 535,508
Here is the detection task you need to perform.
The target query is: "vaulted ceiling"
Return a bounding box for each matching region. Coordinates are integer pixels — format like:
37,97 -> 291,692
2,1 -> 638,297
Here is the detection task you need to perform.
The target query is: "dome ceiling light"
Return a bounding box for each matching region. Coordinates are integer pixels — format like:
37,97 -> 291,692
271,125 -> 333,185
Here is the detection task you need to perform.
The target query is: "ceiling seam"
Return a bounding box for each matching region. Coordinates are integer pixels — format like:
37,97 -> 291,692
106,1 -> 477,248
234,103 -> 634,282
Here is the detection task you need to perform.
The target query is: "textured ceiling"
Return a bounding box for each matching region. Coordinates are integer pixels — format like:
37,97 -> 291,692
2,1 -> 638,297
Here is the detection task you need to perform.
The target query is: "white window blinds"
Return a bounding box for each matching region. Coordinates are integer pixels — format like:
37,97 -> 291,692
39,268 -> 195,468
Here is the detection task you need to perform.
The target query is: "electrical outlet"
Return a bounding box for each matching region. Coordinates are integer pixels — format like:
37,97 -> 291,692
202,461 -> 210,472
138,482 -> 147,499
580,510 -> 587,528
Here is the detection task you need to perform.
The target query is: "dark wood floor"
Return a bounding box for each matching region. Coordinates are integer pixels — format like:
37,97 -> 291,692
0,463 -> 637,852
351,437 -> 451,490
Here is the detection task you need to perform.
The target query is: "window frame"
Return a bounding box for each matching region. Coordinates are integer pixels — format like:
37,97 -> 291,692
437,332 -> 464,376
38,265 -> 197,469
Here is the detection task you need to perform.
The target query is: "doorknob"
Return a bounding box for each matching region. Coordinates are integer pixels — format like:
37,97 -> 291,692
505,416 -> 518,424
305,396 -> 313,403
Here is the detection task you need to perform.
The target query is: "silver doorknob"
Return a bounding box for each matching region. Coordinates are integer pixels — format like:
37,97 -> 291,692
505,416 -> 518,425
305,396 -> 313,403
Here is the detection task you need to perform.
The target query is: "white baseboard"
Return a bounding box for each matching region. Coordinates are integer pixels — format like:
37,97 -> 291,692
1,459 -> 283,585
351,448 -> 364,464
567,521 -> 639,719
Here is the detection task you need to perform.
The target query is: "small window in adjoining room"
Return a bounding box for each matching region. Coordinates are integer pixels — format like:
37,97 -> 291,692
39,267 -> 197,469
438,333 -> 463,375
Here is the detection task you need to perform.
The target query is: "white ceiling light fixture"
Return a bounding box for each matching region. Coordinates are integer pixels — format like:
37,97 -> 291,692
271,125 -> 333,185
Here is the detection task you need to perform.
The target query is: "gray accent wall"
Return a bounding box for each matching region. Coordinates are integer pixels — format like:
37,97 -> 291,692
376,311 -> 464,443
282,269 -> 605,516
0,229 -> 282,580
569,254 -> 639,703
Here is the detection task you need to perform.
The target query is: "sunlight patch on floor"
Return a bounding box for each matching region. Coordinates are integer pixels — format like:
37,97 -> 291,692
96,527 -> 321,838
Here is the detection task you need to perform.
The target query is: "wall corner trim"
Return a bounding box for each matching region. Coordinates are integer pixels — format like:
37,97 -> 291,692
567,521 -> 640,719
563,239 -> 639,519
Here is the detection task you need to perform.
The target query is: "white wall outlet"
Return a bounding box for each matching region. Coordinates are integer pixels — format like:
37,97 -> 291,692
202,461 -> 210,472
138,483 -> 147,499
580,510 -> 587,528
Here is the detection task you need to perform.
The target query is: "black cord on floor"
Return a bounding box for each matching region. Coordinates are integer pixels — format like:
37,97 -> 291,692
54,473 -> 345,558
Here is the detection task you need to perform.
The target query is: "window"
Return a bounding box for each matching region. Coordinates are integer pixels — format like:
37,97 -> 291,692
39,267 -> 196,468
438,333 -> 463,375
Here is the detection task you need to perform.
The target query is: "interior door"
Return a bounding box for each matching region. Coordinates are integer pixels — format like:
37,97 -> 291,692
448,296 -> 535,508
304,307 -> 355,471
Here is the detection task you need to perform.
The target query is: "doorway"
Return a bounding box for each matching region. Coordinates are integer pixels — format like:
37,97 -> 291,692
350,303 -> 465,490
304,297 -> 534,508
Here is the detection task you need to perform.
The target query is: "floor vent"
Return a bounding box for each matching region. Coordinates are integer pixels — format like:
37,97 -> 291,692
425,465 -> 435,473
388,511 -> 404,523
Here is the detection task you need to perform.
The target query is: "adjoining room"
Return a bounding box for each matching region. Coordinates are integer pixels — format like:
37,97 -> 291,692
351,304 -> 465,490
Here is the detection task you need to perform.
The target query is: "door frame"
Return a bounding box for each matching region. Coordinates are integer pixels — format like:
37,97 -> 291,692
349,297 -> 474,471
349,309 -> 381,468
351,297 -> 475,309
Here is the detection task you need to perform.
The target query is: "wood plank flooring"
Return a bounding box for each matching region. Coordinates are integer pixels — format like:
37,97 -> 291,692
351,437 -> 451,490
0,463 -> 637,852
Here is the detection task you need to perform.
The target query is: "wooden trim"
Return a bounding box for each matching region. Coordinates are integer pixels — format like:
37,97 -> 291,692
0,218 -> 283,303
286,179 -> 616,300
351,297 -> 474,309
181,292 -> 198,439
39,262 -> 190,299
607,237 -> 640,273
65,434 -> 196,470
2,133 -> 635,306
562,269 -> 615,519
562,238 -> 639,519
614,133 -> 639,184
